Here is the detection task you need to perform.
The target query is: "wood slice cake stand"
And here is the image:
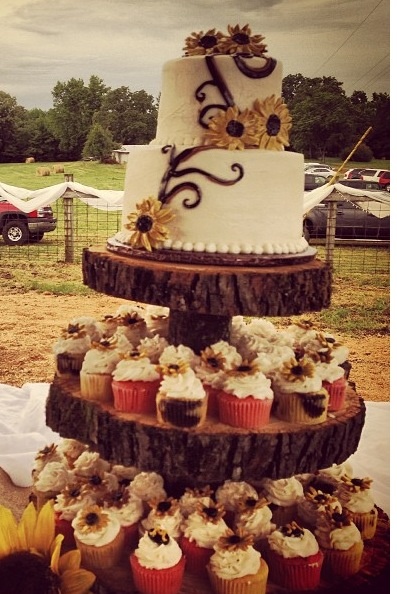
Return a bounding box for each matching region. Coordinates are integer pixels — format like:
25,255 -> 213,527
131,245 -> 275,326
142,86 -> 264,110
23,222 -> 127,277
44,245 -> 388,593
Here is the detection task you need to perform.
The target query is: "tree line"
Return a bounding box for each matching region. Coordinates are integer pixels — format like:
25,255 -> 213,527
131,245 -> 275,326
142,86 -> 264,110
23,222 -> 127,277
0,73 -> 389,164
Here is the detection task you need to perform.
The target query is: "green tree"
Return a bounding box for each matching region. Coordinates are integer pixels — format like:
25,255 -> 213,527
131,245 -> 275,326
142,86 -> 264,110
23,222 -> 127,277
0,91 -> 29,162
95,87 -> 158,144
366,93 -> 390,159
49,76 -> 109,160
82,122 -> 115,162
24,109 -> 60,161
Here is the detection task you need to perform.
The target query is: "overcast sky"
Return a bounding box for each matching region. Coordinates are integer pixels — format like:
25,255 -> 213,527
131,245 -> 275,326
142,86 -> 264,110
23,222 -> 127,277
0,0 -> 390,110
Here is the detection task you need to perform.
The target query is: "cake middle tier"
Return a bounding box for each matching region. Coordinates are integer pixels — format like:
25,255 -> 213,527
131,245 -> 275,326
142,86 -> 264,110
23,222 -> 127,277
113,145 -> 308,257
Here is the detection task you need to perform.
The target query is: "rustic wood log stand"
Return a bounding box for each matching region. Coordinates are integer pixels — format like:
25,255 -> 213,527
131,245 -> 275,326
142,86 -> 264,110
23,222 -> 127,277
44,245 -> 388,593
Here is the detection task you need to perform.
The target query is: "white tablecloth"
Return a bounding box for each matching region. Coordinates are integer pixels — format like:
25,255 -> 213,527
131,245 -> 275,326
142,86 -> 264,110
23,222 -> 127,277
0,383 -> 390,516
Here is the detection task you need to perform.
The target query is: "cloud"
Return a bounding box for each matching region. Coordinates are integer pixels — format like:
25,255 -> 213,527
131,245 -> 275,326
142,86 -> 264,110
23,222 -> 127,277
0,0 -> 390,109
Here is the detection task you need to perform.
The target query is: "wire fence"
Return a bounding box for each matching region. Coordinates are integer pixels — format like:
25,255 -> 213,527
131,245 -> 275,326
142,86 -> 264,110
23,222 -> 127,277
0,197 -> 390,276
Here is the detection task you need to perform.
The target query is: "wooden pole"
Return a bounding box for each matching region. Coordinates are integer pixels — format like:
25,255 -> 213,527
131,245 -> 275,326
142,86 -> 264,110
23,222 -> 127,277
328,127 -> 372,185
63,174 -> 74,263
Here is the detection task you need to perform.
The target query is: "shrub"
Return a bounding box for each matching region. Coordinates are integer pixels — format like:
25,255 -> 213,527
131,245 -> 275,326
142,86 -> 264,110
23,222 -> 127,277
340,143 -> 373,163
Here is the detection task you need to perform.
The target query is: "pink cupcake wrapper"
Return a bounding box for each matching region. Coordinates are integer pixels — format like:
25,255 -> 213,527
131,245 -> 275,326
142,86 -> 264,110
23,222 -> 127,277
218,392 -> 272,429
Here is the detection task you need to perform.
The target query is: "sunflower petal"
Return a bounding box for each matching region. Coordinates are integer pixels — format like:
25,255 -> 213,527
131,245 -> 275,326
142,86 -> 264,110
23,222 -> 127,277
50,533 -> 64,572
58,549 -> 83,573
34,501 -> 56,555
18,501 -> 39,551
0,505 -> 19,556
60,568 -> 96,594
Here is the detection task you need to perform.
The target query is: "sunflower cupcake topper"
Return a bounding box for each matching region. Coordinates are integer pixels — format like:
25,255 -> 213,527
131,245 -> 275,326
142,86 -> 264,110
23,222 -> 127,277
125,197 -> 175,252
217,528 -> 254,551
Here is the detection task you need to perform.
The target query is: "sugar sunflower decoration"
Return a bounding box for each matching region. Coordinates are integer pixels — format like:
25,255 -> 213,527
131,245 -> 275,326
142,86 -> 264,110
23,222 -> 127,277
252,95 -> 292,150
196,502 -> 226,524
279,356 -> 316,383
183,28 -> 223,55
216,528 -> 254,552
340,476 -> 373,493
203,105 -> 260,150
218,24 -> 267,56
0,501 -> 95,593
91,335 -> 119,351
199,346 -> 227,371
226,360 -> 260,377
158,360 -> 191,376
125,197 -> 175,251
148,497 -> 180,517
62,324 -> 87,340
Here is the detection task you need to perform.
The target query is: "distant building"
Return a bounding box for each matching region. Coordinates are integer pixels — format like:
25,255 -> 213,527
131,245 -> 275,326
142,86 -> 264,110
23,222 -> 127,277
111,145 -> 140,164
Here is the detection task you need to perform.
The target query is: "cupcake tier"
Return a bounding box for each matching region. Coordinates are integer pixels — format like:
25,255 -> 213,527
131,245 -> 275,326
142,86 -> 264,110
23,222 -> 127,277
46,378 -> 365,490
89,507 -> 389,594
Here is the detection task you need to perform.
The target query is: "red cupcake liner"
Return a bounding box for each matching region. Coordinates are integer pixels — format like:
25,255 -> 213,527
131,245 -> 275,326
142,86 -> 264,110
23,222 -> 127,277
203,384 -> 220,417
112,379 -> 160,413
54,514 -> 76,551
217,392 -> 272,429
179,535 -> 214,575
323,377 -> 347,411
266,547 -> 324,590
130,552 -> 186,594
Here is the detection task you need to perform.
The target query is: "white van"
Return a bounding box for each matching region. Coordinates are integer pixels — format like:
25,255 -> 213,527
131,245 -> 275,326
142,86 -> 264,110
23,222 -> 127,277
360,168 -> 389,183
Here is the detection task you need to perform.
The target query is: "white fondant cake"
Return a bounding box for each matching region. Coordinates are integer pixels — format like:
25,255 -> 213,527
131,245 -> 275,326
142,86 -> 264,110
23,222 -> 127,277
109,25 -> 308,261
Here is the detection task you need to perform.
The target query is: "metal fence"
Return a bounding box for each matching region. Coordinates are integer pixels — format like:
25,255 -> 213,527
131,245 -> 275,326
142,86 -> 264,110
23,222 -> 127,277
0,195 -> 390,276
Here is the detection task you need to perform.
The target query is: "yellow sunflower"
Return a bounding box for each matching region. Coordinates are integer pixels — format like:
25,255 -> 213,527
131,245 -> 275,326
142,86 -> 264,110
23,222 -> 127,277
183,28 -> 223,56
158,360 -> 191,377
227,360 -> 260,377
200,346 -> 226,371
203,106 -> 260,150
253,95 -> 292,150
0,501 -> 95,594
125,197 -> 175,252
280,356 -> 316,383
218,24 -> 267,56
217,528 -> 254,551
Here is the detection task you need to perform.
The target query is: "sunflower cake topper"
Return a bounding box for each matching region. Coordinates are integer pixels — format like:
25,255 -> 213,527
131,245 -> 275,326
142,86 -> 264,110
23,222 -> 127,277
125,196 -> 175,251
183,24 -> 267,57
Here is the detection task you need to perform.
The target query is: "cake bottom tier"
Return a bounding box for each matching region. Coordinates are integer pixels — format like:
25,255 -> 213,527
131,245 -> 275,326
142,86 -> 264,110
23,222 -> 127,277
90,508 -> 389,594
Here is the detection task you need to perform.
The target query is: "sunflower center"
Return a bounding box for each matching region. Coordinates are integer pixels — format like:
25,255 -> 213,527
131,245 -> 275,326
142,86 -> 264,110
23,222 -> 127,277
227,534 -> 242,544
266,114 -> 281,136
136,214 -> 154,233
200,34 -> 218,49
0,551 -> 61,594
85,512 -> 100,526
232,33 -> 250,46
226,119 -> 245,138
204,506 -> 218,518
291,365 -> 304,377
207,357 -> 220,369
158,501 -> 172,512
237,364 -> 251,372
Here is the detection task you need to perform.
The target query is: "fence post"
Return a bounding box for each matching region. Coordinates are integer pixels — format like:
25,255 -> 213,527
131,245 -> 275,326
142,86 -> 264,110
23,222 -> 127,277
63,174 -> 74,263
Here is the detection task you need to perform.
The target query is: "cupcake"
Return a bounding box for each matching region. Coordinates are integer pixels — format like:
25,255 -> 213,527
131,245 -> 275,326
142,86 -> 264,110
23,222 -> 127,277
32,460 -> 71,511
272,356 -> 329,424
54,482 -> 96,550
339,476 -> 378,540
111,351 -> 161,413
215,481 -> 258,527
72,451 -> 111,479
53,323 -> 91,377
102,486 -> 144,553
195,341 -> 242,417
297,486 -> 343,529
80,335 -> 130,402
265,521 -> 324,590
180,502 -> 229,575
315,508 -> 364,580
207,528 -> 269,594
261,476 -> 303,527
156,363 -> 208,429
129,471 -> 167,513
217,360 -> 274,429
56,438 -> 89,469
234,496 -> 275,557
138,334 -> 169,363
130,527 -> 186,594
144,305 -> 170,338
178,485 -> 214,518
31,443 -> 65,481
113,309 -> 148,347
324,332 -> 351,379
140,498 -> 184,541
69,315 -> 103,342
72,504 -> 125,570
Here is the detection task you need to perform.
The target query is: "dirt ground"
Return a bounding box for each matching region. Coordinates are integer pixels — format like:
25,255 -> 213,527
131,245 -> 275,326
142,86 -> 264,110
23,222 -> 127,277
0,292 -> 390,402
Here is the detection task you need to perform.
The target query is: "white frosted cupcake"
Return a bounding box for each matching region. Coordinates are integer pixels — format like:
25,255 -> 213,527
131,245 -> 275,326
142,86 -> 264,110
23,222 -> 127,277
339,476 -> 378,540
102,486 -> 144,552
53,323 -> 92,377
217,360 -> 274,429
72,504 -> 125,569
69,315 -> 103,342
178,485 -> 214,518
144,305 -> 170,338
195,341 -> 242,416
272,356 -> 329,424
113,309 -> 148,347
141,497 -> 184,541
111,352 -> 161,413
130,528 -> 185,594
31,443 -> 65,480
207,528 -> 269,594
158,344 -> 200,369
261,477 -> 303,527
156,363 -> 208,428
234,496 -> 275,557
33,460 -> 72,510
297,487 -> 343,528
138,334 -> 170,363
180,502 -> 229,576
129,471 -> 167,512
215,480 -> 258,527
80,335 -> 131,402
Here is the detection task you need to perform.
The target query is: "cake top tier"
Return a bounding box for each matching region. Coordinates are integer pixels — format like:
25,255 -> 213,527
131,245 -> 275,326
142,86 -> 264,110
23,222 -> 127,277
152,24 -> 291,149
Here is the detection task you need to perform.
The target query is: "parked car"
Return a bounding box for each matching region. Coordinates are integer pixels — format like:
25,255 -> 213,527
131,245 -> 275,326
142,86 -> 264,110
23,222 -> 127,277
378,171 -> 390,192
359,168 -> 389,183
343,168 -> 364,180
305,166 -> 336,178
0,199 -> 57,245
304,162 -> 323,170
304,173 -> 330,191
338,179 -> 383,191
303,196 -> 390,242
